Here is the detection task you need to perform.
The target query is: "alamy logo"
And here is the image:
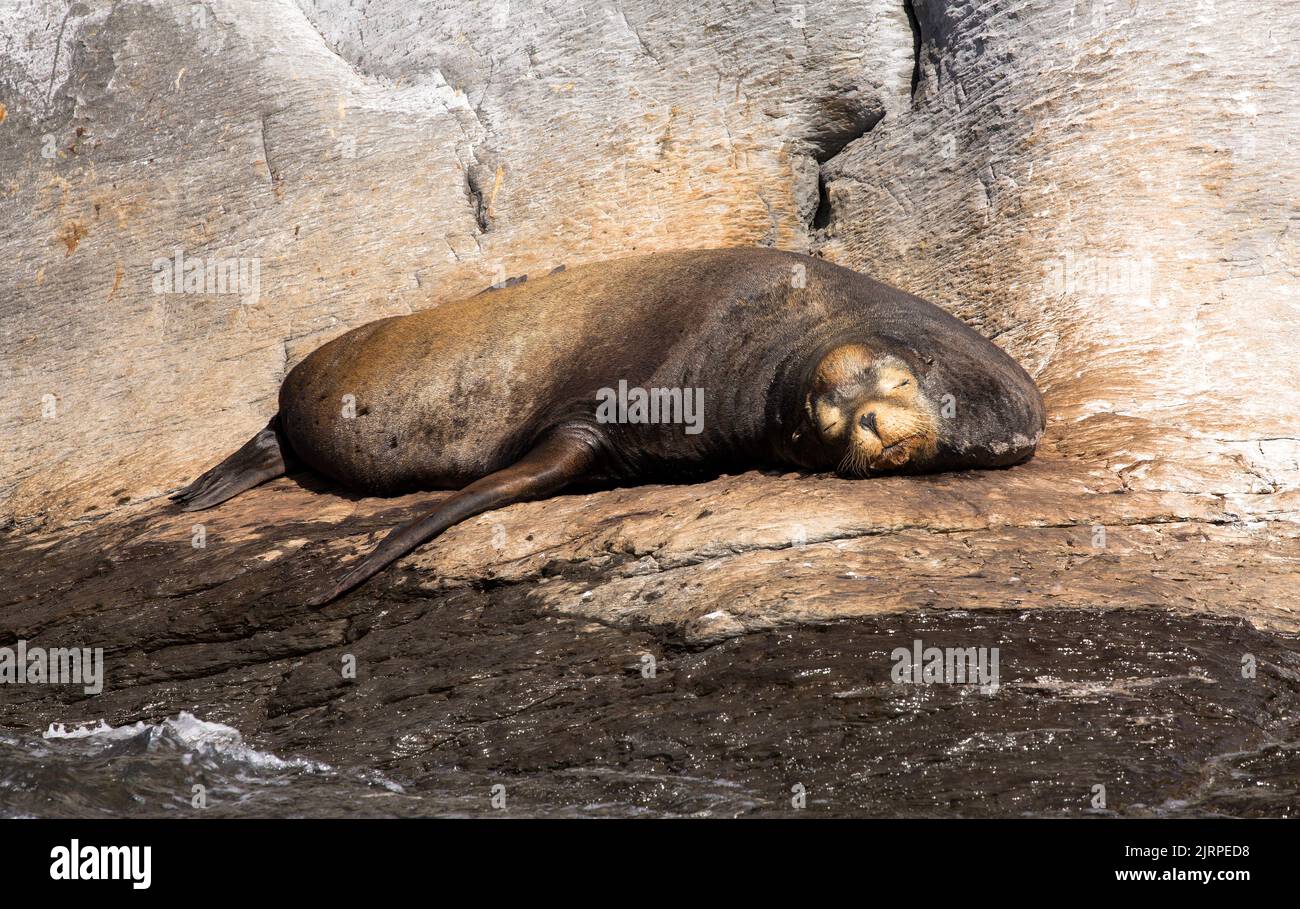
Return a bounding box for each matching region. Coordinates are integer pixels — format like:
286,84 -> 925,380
595,380 -> 704,435
891,639 -> 1000,693
0,640 -> 102,694
50,840 -> 151,889
1042,249 -> 1154,299
152,247 -> 261,304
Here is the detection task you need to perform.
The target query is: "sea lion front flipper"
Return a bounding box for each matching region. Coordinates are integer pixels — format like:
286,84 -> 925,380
305,427 -> 602,607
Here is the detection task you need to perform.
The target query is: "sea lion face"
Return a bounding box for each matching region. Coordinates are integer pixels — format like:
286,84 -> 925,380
804,344 -> 939,477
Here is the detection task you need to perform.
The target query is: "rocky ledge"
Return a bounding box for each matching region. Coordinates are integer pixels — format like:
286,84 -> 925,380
2,446 -> 1298,816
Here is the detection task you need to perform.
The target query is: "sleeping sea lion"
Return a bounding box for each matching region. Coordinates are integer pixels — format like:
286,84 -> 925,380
169,248 -> 1045,604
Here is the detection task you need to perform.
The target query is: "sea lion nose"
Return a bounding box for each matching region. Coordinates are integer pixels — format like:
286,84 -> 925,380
858,411 -> 879,436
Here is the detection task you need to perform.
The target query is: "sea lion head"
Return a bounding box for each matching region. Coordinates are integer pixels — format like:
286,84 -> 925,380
802,342 -> 940,477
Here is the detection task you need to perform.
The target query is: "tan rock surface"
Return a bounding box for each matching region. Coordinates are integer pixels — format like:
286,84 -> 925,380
2,0 -> 1295,628
7,448 -> 1295,644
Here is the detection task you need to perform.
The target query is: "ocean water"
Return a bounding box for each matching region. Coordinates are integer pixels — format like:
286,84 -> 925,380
0,713 -> 426,818
0,712 -> 766,817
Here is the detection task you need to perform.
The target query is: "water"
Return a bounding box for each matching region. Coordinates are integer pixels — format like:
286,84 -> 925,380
0,712 -> 767,817
0,713 -> 421,818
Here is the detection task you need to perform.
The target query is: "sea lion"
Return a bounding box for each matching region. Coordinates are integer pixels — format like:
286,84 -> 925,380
170,248 -> 1045,604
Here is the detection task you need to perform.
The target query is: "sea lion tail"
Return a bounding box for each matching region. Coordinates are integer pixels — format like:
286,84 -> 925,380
170,416 -> 294,512
305,427 -> 600,607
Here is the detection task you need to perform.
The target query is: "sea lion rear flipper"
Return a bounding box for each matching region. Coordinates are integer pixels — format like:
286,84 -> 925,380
305,427 -> 602,607
170,416 -> 294,512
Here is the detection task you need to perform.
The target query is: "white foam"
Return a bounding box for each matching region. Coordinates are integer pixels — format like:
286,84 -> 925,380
42,711 -> 330,772
36,713 -> 413,794
43,719 -> 121,740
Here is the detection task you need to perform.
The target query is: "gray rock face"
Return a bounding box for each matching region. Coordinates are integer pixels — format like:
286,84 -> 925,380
0,0 -> 913,522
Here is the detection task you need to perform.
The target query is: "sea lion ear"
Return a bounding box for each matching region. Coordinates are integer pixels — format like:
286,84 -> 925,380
878,336 -> 933,378
910,350 -> 935,377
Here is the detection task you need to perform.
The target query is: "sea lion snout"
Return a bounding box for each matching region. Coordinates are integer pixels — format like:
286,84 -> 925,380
843,396 -> 937,475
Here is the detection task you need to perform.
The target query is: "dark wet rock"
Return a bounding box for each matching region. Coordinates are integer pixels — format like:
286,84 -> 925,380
3,599 -> 1298,817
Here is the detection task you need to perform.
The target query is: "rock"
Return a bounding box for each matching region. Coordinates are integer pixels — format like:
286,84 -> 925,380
3,462 -> 1300,815
0,0 -> 914,523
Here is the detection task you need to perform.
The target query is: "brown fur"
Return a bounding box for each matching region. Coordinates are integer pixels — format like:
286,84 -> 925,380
280,250 -> 776,491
